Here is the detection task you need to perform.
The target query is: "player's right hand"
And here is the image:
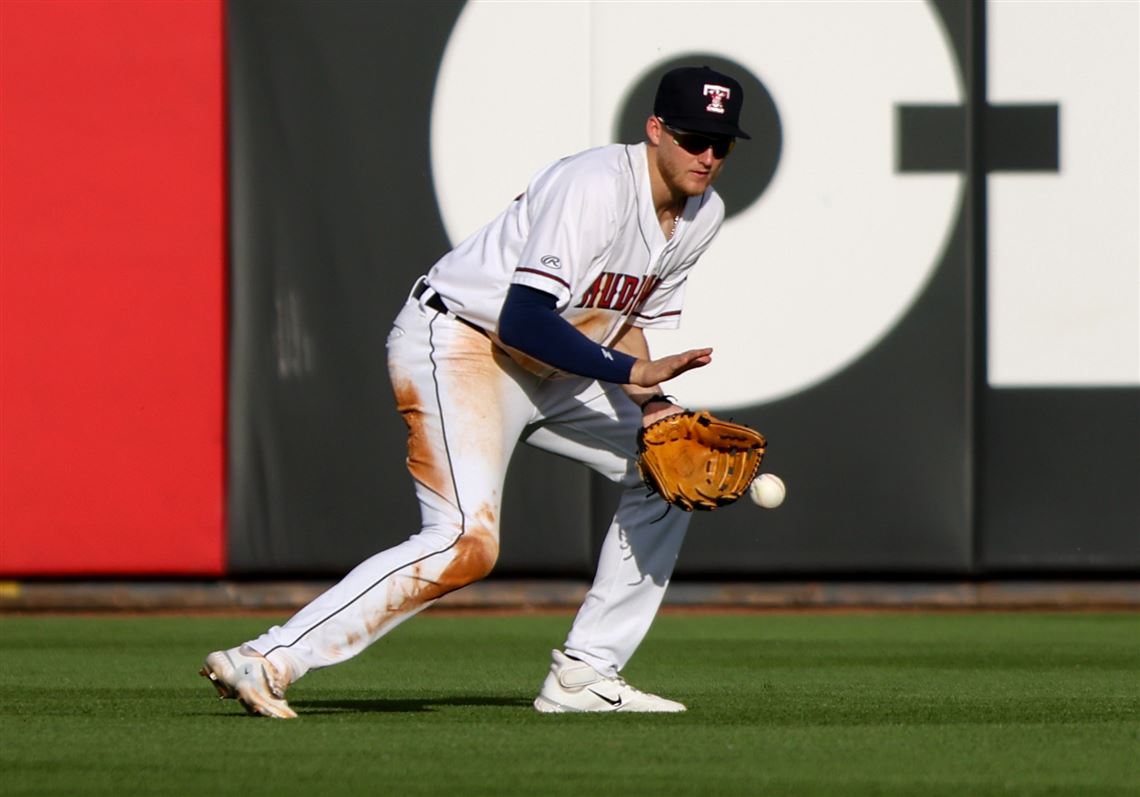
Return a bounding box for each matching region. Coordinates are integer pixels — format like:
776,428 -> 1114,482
628,348 -> 713,387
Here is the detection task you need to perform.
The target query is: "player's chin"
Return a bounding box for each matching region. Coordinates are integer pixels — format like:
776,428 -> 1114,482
683,172 -> 714,194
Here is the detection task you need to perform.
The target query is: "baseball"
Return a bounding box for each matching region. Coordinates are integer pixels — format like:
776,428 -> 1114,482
749,473 -> 786,509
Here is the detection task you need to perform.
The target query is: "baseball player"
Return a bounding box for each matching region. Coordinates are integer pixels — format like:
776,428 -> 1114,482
202,65 -> 750,716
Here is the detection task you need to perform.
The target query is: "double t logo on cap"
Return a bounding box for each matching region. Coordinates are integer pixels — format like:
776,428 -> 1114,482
703,84 -> 731,115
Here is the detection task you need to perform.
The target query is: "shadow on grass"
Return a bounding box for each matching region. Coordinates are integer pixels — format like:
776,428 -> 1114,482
294,696 -> 533,714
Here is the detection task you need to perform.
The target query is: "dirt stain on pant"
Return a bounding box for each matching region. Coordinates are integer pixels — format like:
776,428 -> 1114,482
363,505 -> 499,638
391,377 -> 450,500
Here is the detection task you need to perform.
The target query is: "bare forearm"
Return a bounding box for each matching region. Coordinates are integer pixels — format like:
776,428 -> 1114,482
612,326 -> 658,402
612,325 -> 692,424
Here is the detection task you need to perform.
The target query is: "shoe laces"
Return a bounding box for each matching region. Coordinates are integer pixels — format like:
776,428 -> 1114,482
606,674 -> 651,698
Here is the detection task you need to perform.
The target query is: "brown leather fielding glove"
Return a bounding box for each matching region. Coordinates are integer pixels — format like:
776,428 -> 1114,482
636,410 -> 767,511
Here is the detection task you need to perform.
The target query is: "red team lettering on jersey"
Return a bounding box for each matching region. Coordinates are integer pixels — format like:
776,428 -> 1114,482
575,272 -> 662,317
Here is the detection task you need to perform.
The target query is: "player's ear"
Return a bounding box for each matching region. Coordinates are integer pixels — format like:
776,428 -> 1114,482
646,115 -> 663,146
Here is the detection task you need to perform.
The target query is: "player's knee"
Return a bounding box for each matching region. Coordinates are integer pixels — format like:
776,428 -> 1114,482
584,452 -> 642,487
438,526 -> 499,590
617,460 -> 645,489
466,531 -> 499,583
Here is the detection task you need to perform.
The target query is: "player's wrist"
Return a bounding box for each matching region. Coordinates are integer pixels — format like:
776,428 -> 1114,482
628,359 -> 645,386
629,359 -> 661,387
642,402 -> 683,426
637,392 -> 675,411
638,393 -> 680,427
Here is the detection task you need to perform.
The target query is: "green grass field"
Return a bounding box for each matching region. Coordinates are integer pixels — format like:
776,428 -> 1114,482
1,611 -> 1137,796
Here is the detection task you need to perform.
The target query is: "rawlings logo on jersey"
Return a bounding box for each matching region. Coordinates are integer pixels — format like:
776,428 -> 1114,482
540,255 -> 562,269
576,272 -> 660,314
703,84 -> 730,114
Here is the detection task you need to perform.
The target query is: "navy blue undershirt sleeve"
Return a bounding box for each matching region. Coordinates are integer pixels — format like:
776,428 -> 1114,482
498,284 -> 637,383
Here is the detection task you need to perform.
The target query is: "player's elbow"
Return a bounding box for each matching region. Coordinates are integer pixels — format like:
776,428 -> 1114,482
497,304 -> 525,350
498,283 -> 559,352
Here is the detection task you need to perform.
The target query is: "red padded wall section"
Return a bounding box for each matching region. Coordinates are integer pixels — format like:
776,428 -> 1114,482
1,1 -> 225,574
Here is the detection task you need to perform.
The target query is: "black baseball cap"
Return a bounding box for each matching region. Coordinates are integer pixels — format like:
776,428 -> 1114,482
653,65 -> 751,140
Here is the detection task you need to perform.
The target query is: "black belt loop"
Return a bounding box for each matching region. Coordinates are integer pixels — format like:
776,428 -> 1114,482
412,278 -> 449,315
424,292 -> 449,315
412,278 -> 488,338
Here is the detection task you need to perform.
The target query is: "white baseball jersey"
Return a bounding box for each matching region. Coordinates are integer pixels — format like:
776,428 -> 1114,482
426,142 -> 725,344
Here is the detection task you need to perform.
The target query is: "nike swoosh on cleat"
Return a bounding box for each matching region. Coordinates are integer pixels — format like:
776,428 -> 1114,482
588,689 -> 623,707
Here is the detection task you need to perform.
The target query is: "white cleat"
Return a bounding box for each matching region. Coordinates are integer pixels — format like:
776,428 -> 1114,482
199,646 -> 297,719
533,649 -> 686,713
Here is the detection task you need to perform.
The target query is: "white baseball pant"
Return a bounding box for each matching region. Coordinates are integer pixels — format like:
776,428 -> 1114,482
245,283 -> 690,683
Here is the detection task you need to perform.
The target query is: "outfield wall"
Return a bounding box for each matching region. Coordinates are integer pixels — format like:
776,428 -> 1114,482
1,0 -> 1136,578
1,1 -> 226,575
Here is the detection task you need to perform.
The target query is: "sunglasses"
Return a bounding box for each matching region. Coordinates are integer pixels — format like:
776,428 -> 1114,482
660,121 -> 736,159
